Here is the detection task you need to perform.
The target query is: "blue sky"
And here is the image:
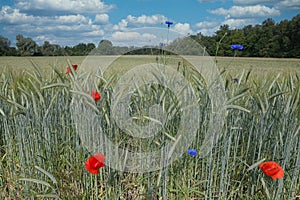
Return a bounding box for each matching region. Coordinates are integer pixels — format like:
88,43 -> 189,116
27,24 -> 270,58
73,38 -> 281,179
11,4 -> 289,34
0,0 -> 299,47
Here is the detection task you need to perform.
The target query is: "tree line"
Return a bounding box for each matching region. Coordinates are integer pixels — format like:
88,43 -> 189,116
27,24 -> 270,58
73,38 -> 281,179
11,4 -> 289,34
194,14 -> 300,58
0,14 -> 299,58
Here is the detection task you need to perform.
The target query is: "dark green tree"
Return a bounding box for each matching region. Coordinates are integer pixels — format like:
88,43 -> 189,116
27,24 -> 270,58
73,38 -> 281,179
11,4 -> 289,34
16,34 -> 40,56
41,41 -> 64,56
288,14 -> 300,57
215,24 -> 230,56
0,36 -> 11,56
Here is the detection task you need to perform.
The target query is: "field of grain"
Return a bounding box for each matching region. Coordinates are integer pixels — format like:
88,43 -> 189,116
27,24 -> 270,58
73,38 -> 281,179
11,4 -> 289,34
1,56 -> 299,74
0,56 -> 299,199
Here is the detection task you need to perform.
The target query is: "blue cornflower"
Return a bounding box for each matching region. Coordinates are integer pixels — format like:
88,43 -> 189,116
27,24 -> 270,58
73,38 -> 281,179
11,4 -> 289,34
165,21 -> 173,28
233,78 -> 239,83
188,148 -> 197,157
230,44 -> 243,51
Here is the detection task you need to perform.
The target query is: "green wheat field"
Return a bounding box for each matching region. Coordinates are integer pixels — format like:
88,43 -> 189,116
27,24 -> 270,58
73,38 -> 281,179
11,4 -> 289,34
0,56 -> 299,199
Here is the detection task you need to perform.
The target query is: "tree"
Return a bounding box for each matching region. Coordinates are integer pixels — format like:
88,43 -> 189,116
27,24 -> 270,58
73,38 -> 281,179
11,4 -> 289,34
288,14 -> 300,57
71,43 -> 96,56
257,18 -> 276,57
0,36 -> 11,56
214,24 -> 230,56
41,41 -> 64,56
16,34 -> 40,56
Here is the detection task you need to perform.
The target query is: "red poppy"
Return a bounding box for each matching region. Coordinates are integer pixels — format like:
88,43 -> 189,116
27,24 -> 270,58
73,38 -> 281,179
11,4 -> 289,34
91,90 -> 101,102
85,153 -> 105,174
259,161 -> 284,180
66,64 -> 78,74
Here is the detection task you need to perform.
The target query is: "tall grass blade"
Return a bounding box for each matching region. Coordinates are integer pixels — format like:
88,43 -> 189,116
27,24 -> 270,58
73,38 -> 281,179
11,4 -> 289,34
34,166 -> 57,184
19,178 -> 53,189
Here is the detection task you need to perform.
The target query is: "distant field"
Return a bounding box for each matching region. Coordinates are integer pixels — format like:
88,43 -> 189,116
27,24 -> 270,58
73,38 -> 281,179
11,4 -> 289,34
1,56 -> 299,77
215,56 -> 300,76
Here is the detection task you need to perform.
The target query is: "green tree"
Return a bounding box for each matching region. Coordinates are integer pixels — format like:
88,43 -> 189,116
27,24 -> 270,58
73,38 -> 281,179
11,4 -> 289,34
72,43 -> 95,56
0,36 -> 11,56
215,24 -> 230,56
288,14 -> 300,57
16,34 -> 40,56
257,18 -> 276,57
228,29 -> 245,56
41,41 -> 64,56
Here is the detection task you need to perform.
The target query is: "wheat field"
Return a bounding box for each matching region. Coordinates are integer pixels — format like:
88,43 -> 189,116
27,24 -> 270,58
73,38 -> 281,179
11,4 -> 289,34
0,56 -> 299,199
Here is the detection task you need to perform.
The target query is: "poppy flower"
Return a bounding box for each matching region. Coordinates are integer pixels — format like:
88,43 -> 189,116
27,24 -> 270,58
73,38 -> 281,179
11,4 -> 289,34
188,148 -> 197,157
230,44 -> 243,51
259,161 -> 284,180
233,78 -> 239,83
165,21 -> 173,28
85,153 -> 105,174
91,90 -> 101,102
66,64 -> 78,74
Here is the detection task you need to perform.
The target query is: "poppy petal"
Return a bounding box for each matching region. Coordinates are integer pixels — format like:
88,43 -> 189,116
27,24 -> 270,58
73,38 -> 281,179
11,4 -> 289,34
93,153 -> 105,167
85,153 -> 105,174
259,161 -> 284,180
91,90 -> 101,102
66,67 -> 71,74
66,64 -> 78,74
271,169 -> 284,180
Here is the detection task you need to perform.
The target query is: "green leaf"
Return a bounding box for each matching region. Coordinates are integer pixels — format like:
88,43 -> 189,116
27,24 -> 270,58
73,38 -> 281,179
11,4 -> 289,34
0,108 -> 5,117
35,165 -> 57,184
36,194 -> 61,199
41,83 -> 69,90
226,88 -> 249,105
30,59 -> 43,80
19,178 -> 53,189
226,104 -> 250,113
247,158 -> 265,171
260,177 -> 271,200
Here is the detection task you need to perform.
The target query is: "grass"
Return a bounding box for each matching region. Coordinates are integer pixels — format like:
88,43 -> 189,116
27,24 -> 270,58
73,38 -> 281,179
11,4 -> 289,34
0,55 -> 299,199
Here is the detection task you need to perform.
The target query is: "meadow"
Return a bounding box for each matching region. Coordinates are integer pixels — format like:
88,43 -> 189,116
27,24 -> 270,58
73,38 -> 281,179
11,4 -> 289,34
0,55 -> 299,199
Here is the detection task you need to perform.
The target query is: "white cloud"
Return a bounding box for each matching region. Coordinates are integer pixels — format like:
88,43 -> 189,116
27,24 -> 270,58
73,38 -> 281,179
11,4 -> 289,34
196,27 -> 219,36
126,14 -> 167,25
232,0 -> 300,10
111,31 -> 157,46
112,14 -> 168,31
112,31 -> 156,41
195,21 -> 220,29
195,18 -> 258,35
210,5 -> 280,18
15,0 -> 114,14
233,0 -> 280,5
0,6 -> 35,24
275,0 -> 300,9
56,14 -> 90,25
83,30 -> 105,36
195,20 -> 221,36
0,6 -> 92,26
0,5 -> 106,46
173,23 -> 193,35
223,18 -> 257,29
113,19 -> 128,31
94,14 -> 109,24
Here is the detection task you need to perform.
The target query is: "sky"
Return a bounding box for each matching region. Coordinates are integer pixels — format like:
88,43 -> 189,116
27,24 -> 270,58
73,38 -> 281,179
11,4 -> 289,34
0,0 -> 299,47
